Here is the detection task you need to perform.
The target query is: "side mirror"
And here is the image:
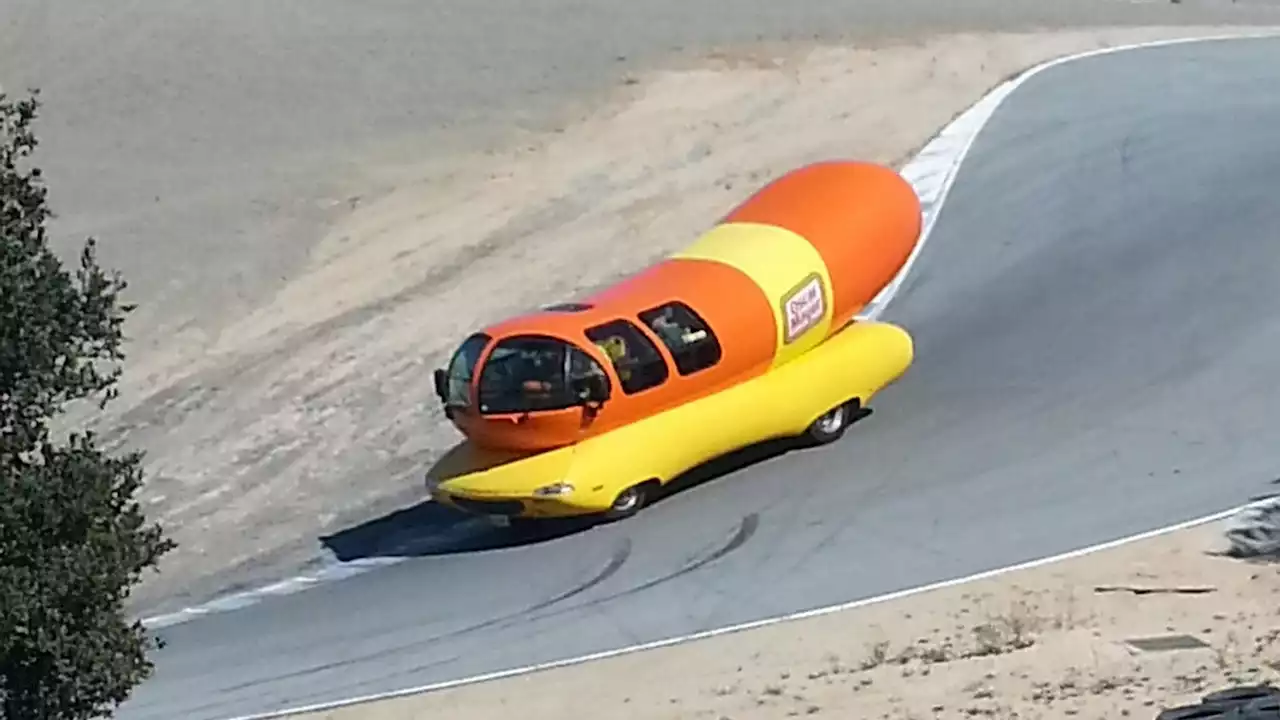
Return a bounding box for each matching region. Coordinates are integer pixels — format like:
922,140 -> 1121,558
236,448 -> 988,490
432,368 -> 448,403
581,373 -> 610,407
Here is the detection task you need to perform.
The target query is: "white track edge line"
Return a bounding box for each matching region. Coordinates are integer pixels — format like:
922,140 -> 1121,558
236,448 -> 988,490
230,505 -> 1245,720
144,28 -> 1278,718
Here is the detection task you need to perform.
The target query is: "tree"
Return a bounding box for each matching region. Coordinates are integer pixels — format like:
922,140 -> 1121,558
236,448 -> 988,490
0,90 -> 176,719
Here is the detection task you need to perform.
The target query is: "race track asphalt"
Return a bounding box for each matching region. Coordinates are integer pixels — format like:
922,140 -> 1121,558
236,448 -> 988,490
116,37 -> 1280,720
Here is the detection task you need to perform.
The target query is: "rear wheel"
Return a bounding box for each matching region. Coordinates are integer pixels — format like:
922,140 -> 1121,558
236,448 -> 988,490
805,400 -> 868,446
806,405 -> 849,445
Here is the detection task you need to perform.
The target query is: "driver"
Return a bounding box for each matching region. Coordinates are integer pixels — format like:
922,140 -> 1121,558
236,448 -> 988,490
595,335 -> 632,382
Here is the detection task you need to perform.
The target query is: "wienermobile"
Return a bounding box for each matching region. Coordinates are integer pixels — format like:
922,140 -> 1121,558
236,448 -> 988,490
428,160 -> 922,523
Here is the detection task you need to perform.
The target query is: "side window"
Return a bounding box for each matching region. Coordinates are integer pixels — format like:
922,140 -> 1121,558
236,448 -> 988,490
585,319 -> 669,395
638,302 -> 722,376
566,345 -> 610,401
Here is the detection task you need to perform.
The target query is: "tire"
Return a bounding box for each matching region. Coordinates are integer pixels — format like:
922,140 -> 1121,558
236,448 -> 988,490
1156,685 -> 1280,720
603,481 -> 654,521
1202,686 -> 1280,706
1155,705 -> 1232,720
804,402 -> 853,445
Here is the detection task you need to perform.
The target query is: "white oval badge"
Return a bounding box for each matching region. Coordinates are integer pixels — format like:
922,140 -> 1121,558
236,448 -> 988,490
782,273 -> 826,344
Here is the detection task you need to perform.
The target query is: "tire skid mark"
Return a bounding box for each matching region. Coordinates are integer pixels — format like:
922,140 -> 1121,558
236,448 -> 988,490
518,513 -> 760,627
409,514 -> 761,667
200,539 -> 632,698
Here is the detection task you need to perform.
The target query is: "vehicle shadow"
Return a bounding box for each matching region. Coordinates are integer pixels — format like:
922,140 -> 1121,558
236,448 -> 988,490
319,435 -> 811,563
642,436 -> 804,509
318,500 -> 593,562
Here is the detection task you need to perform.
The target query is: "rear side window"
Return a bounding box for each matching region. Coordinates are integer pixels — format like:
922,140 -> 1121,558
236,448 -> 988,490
585,319 -> 668,395
639,302 -> 722,376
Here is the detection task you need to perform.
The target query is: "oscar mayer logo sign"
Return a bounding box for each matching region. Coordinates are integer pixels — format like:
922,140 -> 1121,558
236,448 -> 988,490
781,272 -> 827,344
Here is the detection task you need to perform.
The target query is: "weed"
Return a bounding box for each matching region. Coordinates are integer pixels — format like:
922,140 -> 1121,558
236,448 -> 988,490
861,640 -> 890,670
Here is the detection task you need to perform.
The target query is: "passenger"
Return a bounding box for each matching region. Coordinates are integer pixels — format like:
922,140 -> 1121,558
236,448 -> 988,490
595,335 -> 632,382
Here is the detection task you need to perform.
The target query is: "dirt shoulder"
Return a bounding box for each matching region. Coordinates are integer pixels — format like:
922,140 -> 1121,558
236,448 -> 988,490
118,24 -> 1277,613
300,514 -> 1279,720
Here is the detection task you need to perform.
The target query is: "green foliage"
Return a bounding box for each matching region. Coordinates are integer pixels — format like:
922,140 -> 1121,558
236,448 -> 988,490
0,90 -> 176,719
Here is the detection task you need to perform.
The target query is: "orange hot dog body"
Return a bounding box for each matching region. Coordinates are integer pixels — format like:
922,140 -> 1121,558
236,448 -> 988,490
444,160 -> 922,452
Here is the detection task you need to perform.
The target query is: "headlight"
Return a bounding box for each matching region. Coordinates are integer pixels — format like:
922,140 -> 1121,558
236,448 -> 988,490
532,482 -> 574,497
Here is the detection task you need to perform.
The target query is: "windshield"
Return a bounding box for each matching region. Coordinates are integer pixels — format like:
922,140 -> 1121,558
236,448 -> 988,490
477,335 -> 607,414
442,333 -> 491,407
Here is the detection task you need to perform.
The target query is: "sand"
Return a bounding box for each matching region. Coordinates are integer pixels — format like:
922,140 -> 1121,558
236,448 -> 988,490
298,515 -> 1280,720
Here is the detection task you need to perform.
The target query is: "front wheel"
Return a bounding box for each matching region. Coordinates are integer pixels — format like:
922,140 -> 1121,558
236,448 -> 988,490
603,481 -> 654,521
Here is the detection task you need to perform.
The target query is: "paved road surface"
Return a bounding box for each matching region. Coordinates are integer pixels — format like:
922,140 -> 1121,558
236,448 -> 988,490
113,36 -> 1280,720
